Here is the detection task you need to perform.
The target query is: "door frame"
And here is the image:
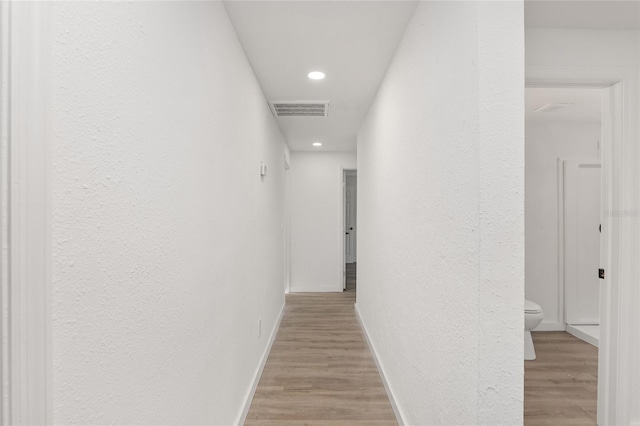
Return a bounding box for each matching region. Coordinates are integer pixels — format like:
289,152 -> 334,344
1,2 -> 53,424
558,157 -> 601,330
527,66 -> 638,426
340,167 -> 356,292
344,171 -> 357,265
283,149 -> 291,294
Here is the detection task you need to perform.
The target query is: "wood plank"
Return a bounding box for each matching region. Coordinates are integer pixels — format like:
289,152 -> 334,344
249,268 -> 598,425
246,264 -> 397,425
524,331 -> 598,426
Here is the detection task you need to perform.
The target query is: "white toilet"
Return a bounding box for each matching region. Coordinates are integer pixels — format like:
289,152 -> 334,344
524,299 -> 543,361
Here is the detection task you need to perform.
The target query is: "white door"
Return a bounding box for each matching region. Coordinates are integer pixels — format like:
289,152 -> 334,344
564,159 -> 601,326
345,177 -> 357,264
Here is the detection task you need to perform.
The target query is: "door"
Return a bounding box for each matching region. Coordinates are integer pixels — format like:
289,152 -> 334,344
344,175 -> 357,264
564,159 -> 601,326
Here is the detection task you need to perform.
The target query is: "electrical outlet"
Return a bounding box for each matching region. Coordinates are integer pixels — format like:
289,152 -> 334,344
258,319 -> 262,338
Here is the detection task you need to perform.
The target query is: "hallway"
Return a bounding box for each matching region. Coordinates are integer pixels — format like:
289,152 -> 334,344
14,1 -> 640,424
245,264 -> 397,425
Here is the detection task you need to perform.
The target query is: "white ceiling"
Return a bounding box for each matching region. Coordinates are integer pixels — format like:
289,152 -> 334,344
525,0 -> 640,30
224,1 -> 632,150
224,1 -> 418,152
526,87 -> 602,123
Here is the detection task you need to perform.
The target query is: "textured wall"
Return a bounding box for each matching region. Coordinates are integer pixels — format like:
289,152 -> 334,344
475,4 -> 525,421
356,2 -> 524,424
51,2 -> 287,424
525,121 -> 600,328
289,152 -> 356,292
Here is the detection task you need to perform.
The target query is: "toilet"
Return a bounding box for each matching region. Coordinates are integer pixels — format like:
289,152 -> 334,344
524,299 -> 543,361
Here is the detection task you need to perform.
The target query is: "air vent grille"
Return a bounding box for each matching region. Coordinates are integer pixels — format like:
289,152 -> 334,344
534,103 -> 574,113
268,101 -> 329,117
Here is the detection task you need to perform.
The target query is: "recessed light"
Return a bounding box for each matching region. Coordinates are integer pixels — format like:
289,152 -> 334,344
312,142 -> 322,147
308,71 -> 325,80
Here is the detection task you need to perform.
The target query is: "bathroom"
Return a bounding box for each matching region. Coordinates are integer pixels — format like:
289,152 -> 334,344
525,86 -> 602,348
524,86 -> 603,423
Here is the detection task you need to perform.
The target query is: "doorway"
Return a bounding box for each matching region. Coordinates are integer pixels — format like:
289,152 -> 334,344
524,66 -> 631,425
343,170 -> 357,292
525,85 -> 604,424
526,86 -> 604,346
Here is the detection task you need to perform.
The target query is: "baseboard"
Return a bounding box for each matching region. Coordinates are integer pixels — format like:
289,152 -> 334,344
354,303 -> 405,426
534,321 -> 565,332
566,324 -> 599,347
289,285 -> 340,293
236,302 -> 285,426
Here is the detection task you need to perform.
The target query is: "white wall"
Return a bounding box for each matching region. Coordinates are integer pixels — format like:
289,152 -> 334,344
356,2 -> 524,425
51,2 -> 287,424
526,121 -> 600,329
526,27 -> 640,425
289,152 -> 356,292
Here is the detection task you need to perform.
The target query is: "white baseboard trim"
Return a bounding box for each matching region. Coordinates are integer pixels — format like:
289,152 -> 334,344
354,303 -> 405,426
534,322 -> 566,332
236,302 -> 285,426
289,285 -> 340,293
566,324 -> 599,347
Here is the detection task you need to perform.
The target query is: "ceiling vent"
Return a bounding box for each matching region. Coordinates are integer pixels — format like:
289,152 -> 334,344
534,103 -> 574,113
268,101 -> 329,117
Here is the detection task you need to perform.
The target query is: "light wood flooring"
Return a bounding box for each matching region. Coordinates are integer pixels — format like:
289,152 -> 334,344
524,331 -> 598,426
247,266 -> 598,425
245,263 -> 397,426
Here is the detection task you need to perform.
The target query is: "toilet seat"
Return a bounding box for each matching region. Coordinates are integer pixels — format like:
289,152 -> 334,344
525,299 -> 542,314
